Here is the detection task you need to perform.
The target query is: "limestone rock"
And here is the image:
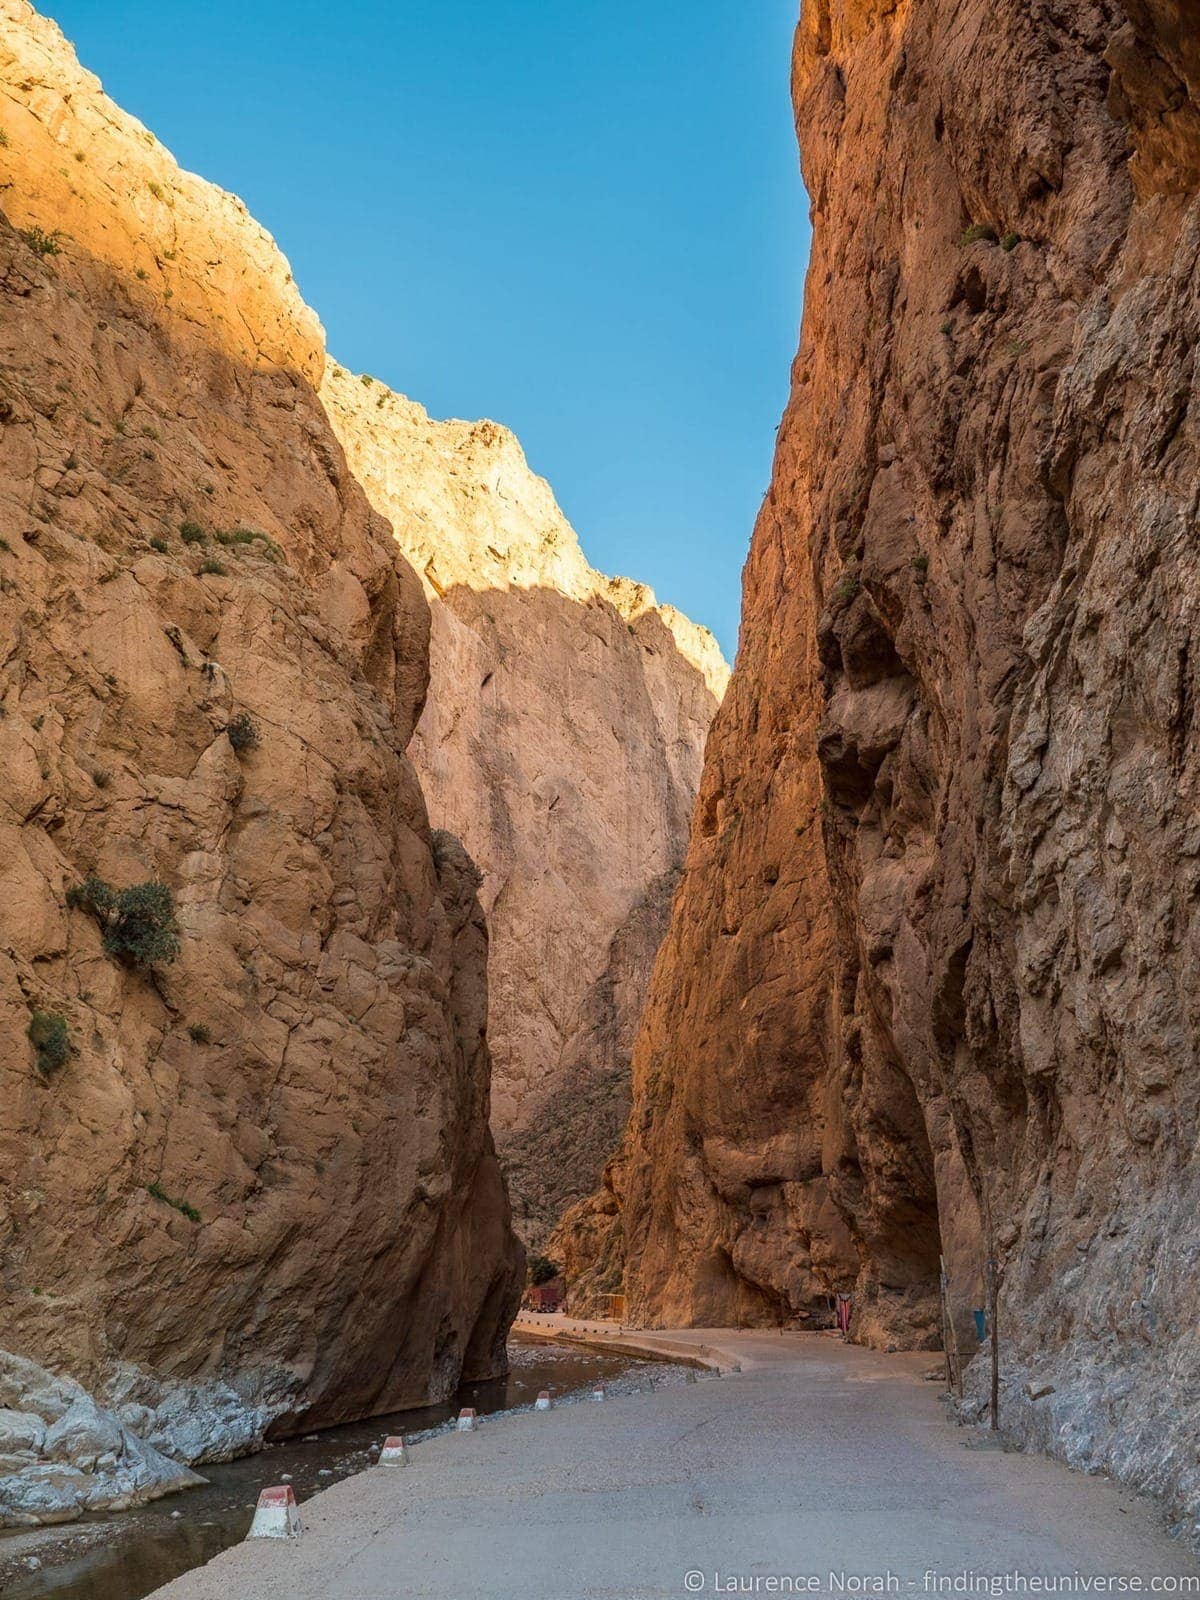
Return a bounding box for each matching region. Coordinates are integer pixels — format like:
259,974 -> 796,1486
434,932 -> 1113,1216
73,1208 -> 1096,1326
0,1352 -> 203,1527
319,368 -> 728,1245
565,0 -> 1200,1540
0,0 -> 522,1515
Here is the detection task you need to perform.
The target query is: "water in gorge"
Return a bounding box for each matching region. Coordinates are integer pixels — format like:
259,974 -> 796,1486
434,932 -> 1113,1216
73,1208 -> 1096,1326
1,1338 -> 672,1600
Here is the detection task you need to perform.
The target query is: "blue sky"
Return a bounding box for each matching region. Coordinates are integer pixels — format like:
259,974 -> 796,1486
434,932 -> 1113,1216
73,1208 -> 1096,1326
45,1 -> 808,661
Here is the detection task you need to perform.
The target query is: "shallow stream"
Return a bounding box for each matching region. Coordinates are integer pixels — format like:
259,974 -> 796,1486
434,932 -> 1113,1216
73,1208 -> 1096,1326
1,1336 -> 668,1600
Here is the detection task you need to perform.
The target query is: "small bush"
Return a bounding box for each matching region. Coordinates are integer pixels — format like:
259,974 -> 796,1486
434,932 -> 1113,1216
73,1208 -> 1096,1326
834,569 -> 862,604
147,1181 -> 200,1223
226,711 -> 260,753
149,536 -> 169,554
67,873 -> 115,916
69,875 -> 180,967
360,373 -> 375,386
19,226 -> 62,257
147,181 -> 165,200
92,768 -> 111,788
179,520 -> 205,545
28,1010 -> 70,1075
911,554 -> 929,576
0,130 -> 9,148
214,527 -> 280,562
199,558 -> 227,576
1000,231 -> 1021,252
528,1254 -> 560,1287
960,223 -> 998,247
0,537 -> 10,553
187,1022 -> 212,1045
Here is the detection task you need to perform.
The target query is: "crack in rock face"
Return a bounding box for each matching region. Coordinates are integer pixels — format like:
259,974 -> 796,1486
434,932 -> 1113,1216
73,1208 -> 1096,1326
559,0 -> 1200,1546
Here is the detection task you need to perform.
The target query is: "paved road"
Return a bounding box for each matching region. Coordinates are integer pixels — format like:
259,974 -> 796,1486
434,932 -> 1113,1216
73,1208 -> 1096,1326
150,1328 -> 1199,1600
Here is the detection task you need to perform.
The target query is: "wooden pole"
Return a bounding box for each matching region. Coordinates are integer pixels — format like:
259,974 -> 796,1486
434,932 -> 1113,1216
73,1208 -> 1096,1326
939,1255 -> 963,1398
939,1256 -> 954,1392
987,1256 -> 1000,1430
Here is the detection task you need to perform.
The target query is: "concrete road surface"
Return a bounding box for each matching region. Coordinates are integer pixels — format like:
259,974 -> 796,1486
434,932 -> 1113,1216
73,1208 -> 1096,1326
149,1328 -> 1199,1600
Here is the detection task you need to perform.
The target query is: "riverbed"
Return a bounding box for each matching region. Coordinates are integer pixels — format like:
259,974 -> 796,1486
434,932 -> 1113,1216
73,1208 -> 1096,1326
0,1337 -> 682,1600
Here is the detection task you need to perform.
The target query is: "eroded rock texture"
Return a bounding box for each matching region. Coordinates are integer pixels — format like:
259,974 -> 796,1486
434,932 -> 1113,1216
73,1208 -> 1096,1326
0,0 -> 521,1519
320,369 -> 728,1246
573,0 -> 1200,1533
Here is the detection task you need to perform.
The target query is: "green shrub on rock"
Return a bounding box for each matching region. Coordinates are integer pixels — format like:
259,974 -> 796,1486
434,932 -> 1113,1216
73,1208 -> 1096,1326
28,1010 -> 70,1075
68,875 -> 180,968
226,711 -> 259,753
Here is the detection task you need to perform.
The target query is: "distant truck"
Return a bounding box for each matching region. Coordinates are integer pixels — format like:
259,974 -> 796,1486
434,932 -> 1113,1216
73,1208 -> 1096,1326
524,1277 -> 566,1312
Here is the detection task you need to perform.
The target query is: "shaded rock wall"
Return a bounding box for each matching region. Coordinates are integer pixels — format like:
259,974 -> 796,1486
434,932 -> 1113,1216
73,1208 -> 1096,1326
570,0 -> 1200,1535
320,370 -> 729,1246
0,0 -> 521,1517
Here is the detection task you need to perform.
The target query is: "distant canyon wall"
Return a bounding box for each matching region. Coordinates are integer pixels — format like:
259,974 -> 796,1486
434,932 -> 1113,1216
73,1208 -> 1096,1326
565,0 -> 1200,1538
321,370 -> 728,1247
0,0 -> 521,1523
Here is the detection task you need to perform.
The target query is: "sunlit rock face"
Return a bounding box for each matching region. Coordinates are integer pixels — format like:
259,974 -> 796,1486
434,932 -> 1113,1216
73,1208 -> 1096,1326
567,0 -> 1200,1536
0,0 -> 522,1514
321,368 -> 729,1248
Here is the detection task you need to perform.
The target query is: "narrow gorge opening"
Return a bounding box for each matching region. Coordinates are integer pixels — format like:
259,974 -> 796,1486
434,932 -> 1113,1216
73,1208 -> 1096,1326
5,0 -> 1200,1591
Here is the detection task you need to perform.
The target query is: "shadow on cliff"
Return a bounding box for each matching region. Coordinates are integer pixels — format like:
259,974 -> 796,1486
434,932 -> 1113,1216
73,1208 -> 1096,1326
500,870 -> 680,1249
412,578 -> 724,1246
0,207 -> 524,1447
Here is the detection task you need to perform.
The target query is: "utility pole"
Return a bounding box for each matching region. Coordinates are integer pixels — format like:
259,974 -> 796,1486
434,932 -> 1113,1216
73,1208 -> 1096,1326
939,1255 -> 962,1398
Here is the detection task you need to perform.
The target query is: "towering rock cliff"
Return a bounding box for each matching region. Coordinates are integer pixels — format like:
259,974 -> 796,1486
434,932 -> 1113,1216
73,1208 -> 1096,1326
319,370 -> 728,1246
575,0 -> 1200,1535
0,0 -> 521,1522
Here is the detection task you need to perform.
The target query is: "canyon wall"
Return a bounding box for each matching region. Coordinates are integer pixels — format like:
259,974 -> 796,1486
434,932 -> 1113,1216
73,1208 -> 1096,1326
320,369 -> 728,1247
0,0 -> 522,1523
571,0 -> 1200,1535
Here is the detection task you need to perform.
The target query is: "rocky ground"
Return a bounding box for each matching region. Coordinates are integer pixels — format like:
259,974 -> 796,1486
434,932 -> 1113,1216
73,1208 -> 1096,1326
0,1351 -> 203,1526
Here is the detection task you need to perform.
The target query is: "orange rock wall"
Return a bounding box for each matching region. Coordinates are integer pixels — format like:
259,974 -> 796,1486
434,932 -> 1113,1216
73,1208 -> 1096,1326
0,0 -> 521,1468
581,0 -> 1200,1533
